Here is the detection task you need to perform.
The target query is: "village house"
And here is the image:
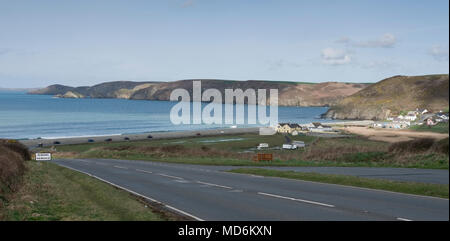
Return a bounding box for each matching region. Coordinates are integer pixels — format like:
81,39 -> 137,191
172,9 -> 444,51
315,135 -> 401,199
404,111 -> 418,121
417,108 -> 429,115
386,120 -> 410,129
276,123 -> 302,134
384,109 -> 446,129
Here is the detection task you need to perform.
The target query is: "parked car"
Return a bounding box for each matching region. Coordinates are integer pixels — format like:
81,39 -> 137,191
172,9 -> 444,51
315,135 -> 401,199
282,144 -> 297,150
53,141 -> 61,145
88,139 -> 95,143
124,137 -> 130,141
105,138 -> 112,142
147,135 -> 153,139
257,143 -> 269,150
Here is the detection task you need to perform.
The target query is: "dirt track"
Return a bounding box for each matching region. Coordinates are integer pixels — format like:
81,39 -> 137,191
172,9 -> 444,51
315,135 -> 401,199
338,126 -> 449,143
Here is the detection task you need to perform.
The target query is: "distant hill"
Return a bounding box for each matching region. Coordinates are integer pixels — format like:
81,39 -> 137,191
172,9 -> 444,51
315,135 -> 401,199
0,87 -> 39,92
29,79 -> 369,107
323,74 -> 449,120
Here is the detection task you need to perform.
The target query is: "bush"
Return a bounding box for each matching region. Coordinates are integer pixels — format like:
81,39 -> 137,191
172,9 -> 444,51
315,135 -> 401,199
0,140 -> 29,196
0,147 -> 26,195
389,138 -> 437,154
431,138 -> 449,155
0,140 -> 31,161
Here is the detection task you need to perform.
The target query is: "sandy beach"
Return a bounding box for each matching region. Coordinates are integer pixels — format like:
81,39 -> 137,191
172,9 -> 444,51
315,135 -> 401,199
337,126 -> 449,143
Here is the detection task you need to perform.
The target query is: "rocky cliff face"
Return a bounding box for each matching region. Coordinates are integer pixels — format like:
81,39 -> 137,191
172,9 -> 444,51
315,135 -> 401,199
29,79 -> 369,107
323,74 -> 449,120
55,91 -> 85,98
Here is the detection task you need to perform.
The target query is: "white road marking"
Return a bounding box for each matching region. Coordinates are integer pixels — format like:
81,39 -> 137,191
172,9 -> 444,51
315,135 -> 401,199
196,181 -> 233,189
113,165 -> 128,169
56,164 -> 204,221
229,189 -> 243,193
258,192 -> 335,208
157,173 -> 184,180
397,217 -> 413,221
136,169 -> 153,174
250,175 -> 264,178
165,204 -> 204,221
175,180 -> 190,183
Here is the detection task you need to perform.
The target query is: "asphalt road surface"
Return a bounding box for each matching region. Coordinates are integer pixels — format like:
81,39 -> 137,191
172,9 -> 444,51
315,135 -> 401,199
51,158 -> 449,221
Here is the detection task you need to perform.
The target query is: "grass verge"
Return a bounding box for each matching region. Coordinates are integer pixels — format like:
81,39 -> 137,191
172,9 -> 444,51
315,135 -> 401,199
44,133 -> 448,169
0,161 -> 171,220
410,122 -> 449,134
228,168 -> 449,199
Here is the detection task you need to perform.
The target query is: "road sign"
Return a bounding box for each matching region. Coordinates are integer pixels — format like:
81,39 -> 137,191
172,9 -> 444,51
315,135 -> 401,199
36,153 -> 52,161
253,153 -> 273,162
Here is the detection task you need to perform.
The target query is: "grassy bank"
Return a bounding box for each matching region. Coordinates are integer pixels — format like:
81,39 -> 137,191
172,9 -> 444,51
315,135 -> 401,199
229,168 -> 449,199
410,122 -> 449,134
0,140 -> 30,197
46,133 -> 449,169
0,161 -> 170,221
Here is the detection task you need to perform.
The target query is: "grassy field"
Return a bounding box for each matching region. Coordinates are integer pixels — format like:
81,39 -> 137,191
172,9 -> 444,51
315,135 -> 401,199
43,133 -> 449,169
229,168 -> 449,199
410,122 -> 449,134
0,161 -> 171,221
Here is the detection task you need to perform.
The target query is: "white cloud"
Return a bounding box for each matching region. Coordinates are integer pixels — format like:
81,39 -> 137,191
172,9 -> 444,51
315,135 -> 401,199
321,48 -> 352,65
429,45 -> 449,61
337,33 -> 397,48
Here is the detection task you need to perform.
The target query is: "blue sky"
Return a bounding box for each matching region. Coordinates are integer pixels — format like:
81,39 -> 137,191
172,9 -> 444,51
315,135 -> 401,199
0,0 -> 448,88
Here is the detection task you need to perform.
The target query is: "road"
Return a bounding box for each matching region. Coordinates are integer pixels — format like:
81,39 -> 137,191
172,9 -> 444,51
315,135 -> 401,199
51,158 -> 449,221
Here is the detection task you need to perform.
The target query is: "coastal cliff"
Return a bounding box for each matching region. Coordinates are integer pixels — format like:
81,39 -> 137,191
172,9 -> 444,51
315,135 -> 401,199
323,74 -> 449,120
29,79 -> 369,107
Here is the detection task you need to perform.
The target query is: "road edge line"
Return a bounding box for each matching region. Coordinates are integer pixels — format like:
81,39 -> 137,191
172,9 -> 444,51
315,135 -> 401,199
227,170 -> 450,201
56,163 -> 204,221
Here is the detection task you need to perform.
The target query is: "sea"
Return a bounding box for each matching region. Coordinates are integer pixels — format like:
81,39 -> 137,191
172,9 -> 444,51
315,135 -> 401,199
0,91 -> 337,139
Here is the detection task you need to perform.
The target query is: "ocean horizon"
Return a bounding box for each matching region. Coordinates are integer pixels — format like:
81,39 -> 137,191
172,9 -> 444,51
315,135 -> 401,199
0,91 -> 337,139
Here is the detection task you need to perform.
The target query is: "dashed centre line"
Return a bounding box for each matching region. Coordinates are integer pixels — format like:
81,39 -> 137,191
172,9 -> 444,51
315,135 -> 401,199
258,192 -> 335,208
157,173 -> 184,180
196,181 -> 233,189
113,165 -> 128,169
136,169 -> 153,174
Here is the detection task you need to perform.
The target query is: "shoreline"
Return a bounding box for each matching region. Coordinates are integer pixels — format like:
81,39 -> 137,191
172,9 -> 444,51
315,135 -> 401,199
18,120 -> 375,148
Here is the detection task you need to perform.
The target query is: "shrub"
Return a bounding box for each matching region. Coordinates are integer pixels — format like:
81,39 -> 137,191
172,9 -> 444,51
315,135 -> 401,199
431,138 -> 449,155
0,140 -> 31,161
0,140 -> 29,197
0,146 -> 27,194
388,138 -> 436,154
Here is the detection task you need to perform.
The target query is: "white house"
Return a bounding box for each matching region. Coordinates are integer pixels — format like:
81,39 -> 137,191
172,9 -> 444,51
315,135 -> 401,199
417,108 -> 429,115
404,114 -> 417,121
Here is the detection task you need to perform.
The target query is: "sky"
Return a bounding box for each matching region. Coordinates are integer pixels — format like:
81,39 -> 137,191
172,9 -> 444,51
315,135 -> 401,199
0,0 -> 448,88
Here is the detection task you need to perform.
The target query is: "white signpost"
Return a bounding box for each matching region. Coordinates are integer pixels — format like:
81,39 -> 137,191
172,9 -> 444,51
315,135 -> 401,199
36,153 -> 52,161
